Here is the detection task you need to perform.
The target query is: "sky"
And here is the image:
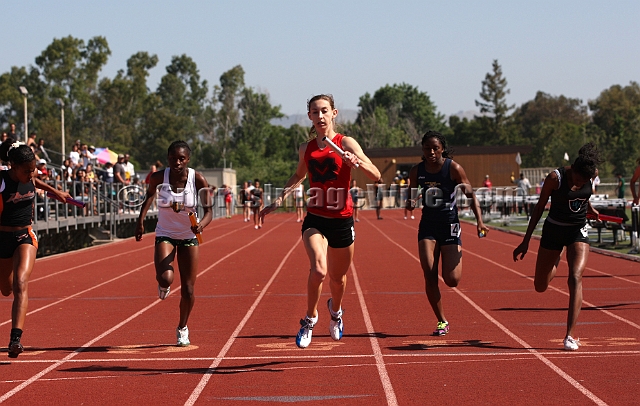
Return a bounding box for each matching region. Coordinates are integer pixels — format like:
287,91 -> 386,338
4,1 -> 639,118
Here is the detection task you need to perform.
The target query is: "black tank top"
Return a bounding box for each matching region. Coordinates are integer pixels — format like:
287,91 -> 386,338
547,167 -> 592,226
417,159 -> 459,223
0,170 -> 36,226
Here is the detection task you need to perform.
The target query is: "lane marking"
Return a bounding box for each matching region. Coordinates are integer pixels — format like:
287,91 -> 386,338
351,262 -> 398,406
366,217 -> 609,406
5,349 -> 639,364
391,219 -> 640,330
0,221 -> 288,403
184,239 -> 301,406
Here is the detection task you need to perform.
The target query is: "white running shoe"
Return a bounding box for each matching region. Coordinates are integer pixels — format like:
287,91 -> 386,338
176,326 -> 190,346
563,336 -> 580,351
327,298 -> 344,341
404,216 -> 407,220
158,285 -> 170,300
411,215 -> 415,220
296,316 -> 316,348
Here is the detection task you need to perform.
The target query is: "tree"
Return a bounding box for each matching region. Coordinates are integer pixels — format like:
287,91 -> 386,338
510,91 -> 590,166
589,82 -> 640,176
475,60 -> 514,144
349,83 -> 446,148
216,65 -> 245,166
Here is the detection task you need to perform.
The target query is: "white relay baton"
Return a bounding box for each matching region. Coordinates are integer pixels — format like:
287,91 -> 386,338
322,136 -> 360,168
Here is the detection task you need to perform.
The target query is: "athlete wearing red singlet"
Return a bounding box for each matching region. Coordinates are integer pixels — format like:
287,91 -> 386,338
260,94 -> 381,349
304,133 -> 353,219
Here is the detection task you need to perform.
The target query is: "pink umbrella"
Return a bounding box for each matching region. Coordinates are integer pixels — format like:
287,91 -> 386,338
96,148 -> 119,165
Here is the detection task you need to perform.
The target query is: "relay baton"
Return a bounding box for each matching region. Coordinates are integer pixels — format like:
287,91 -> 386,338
188,212 -> 204,244
46,191 -> 86,208
322,137 -> 359,168
587,213 -> 623,224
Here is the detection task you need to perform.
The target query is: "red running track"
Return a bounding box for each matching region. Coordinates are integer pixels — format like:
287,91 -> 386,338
1,210 -> 639,405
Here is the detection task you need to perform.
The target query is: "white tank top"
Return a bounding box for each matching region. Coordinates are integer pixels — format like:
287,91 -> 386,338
155,168 -> 198,239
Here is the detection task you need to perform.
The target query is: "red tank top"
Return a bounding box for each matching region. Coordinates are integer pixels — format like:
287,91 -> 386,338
304,134 -> 353,218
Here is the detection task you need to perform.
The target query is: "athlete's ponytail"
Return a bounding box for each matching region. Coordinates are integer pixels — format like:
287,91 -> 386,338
572,142 -> 602,179
0,138 -> 35,165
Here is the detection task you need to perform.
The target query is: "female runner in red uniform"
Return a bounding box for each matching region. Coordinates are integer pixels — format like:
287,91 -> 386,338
0,139 -> 73,358
513,143 -> 602,351
260,94 -> 381,348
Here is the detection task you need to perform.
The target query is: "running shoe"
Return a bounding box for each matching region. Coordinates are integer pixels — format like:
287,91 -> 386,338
563,336 -> 580,351
296,317 -> 316,348
433,321 -> 449,336
176,326 -> 190,347
327,298 -> 344,341
158,285 -> 170,300
8,338 -> 23,359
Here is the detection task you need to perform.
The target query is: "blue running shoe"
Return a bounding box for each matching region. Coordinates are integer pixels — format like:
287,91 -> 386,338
296,317 -> 315,348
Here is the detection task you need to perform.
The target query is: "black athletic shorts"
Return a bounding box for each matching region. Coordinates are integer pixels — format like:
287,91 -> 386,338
0,227 -> 38,259
301,212 -> 355,249
417,219 -> 462,246
155,236 -> 199,247
539,220 -> 589,251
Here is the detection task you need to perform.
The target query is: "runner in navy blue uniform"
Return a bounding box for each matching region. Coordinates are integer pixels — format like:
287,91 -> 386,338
513,143 -> 602,351
405,131 -> 488,336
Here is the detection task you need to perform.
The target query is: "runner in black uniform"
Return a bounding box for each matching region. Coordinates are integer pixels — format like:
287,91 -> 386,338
513,142 -> 602,351
0,138 -> 72,358
405,131 -> 488,336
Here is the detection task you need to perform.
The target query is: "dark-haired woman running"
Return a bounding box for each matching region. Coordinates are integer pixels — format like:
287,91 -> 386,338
405,131 -> 488,337
0,138 -> 73,358
513,143 -> 603,351
135,140 -> 212,347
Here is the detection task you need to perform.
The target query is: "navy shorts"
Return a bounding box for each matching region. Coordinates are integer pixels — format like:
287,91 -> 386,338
0,227 -> 38,259
418,219 -> 462,246
155,236 -> 199,247
540,220 -> 589,251
301,213 -> 355,249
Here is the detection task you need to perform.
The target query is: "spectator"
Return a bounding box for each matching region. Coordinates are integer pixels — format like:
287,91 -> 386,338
615,173 -> 626,199
144,164 -> 157,184
515,173 -> 532,215
295,183 -> 305,222
124,154 -> 135,183
36,139 -> 51,163
27,132 -> 37,151
592,169 -> 601,194
630,158 -> 640,206
80,144 -> 96,168
1,132 -> 7,142
349,179 -> 361,222
375,178 -> 384,220
483,174 -> 492,190
101,162 -> 114,183
222,184 -> 233,219
36,159 -> 49,181
69,144 -> 80,168
60,158 -> 73,182
114,154 -> 126,184
8,123 -> 17,139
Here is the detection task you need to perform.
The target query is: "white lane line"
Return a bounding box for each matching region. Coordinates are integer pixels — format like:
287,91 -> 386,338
477,230 -> 640,286
367,218 -> 609,406
463,251 -> 640,331
184,239 -> 300,406
30,222 -> 249,283
0,225 -> 251,327
393,219 -> 640,330
350,262 -> 398,406
6,349 -> 639,364
0,221 -> 287,403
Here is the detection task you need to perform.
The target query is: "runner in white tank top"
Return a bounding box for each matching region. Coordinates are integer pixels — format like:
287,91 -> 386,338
135,141 -> 213,347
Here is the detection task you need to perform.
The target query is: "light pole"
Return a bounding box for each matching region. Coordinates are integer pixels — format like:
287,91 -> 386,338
18,86 -> 28,143
56,99 -> 66,162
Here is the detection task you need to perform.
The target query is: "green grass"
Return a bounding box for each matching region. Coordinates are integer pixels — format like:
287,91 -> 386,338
479,211 -> 640,258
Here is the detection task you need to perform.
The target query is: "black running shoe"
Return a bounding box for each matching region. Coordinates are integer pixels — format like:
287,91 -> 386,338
8,339 -> 23,358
